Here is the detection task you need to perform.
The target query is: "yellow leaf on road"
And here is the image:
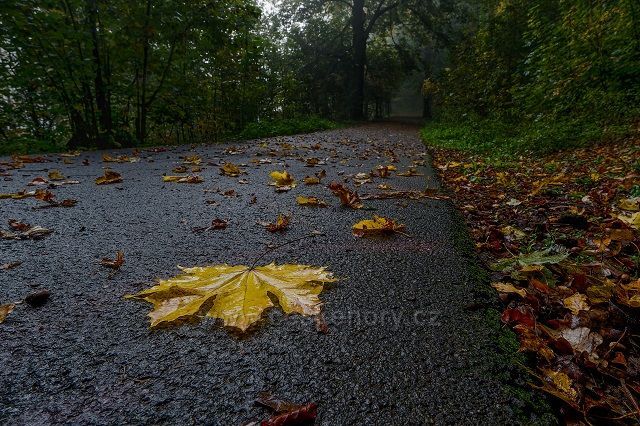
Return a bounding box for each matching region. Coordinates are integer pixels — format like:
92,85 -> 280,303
48,169 -> 65,181
270,170 -> 295,188
296,196 -> 327,207
95,170 -> 123,185
183,155 -> 201,165
352,215 -> 406,237
126,263 -> 337,332
163,175 -> 203,183
220,163 -> 241,177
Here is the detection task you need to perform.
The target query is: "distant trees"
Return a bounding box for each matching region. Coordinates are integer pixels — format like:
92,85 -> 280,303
3,0 -> 634,151
434,0 -> 640,131
0,0 -> 265,149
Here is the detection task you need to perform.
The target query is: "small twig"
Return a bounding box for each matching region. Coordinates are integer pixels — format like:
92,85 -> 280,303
247,233 -> 320,271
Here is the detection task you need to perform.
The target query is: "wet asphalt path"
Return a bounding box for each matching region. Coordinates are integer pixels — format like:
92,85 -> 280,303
0,124 -> 517,425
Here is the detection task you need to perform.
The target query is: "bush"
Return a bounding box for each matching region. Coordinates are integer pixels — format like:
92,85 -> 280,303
237,117 -> 337,140
421,116 -> 635,159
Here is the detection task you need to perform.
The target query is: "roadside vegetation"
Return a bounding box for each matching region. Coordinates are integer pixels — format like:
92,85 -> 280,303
422,2 -> 640,422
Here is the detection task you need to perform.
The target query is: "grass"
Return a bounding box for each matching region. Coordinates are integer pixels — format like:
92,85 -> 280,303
0,136 -> 67,157
421,116 -> 635,161
0,116 -> 339,157
236,116 -> 338,140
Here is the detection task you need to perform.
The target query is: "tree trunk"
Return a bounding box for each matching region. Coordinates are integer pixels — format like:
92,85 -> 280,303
136,0 -> 152,144
350,0 -> 367,121
87,0 -> 112,148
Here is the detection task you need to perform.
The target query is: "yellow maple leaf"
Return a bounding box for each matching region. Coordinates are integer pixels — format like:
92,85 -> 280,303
544,370 -> 578,400
126,263 -> 337,331
220,163 -> 241,177
352,215 -> 407,237
563,293 -> 589,315
270,170 -> 296,187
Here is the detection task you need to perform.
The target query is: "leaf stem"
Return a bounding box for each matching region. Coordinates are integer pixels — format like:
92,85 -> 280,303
248,232 -> 320,270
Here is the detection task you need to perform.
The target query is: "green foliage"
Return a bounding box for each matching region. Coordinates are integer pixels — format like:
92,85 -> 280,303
430,0 -> 640,150
237,117 -> 337,140
0,0 -> 269,151
422,115 -> 634,160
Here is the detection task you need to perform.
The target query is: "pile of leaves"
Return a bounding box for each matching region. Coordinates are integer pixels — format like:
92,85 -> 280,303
429,139 -> 640,422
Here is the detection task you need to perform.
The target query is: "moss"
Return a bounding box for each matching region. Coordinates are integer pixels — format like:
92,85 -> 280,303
447,204 -> 558,424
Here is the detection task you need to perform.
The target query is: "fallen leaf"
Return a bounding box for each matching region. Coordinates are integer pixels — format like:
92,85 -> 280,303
352,215 -> 407,237
328,182 -> 362,209
563,293 -> 589,315
0,220 -> 52,240
270,170 -> 296,188
0,261 -> 22,270
96,170 -> 123,185
28,177 -> 48,186
617,212 -> 640,229
103,154 -> 138,163
0,303 -> 16,323
183,155 -> 201,165
163,175 -> 203,184
519,249 -> 569,266
47,169 -> 65,181
296,196 -> 327,207
303,176 -> 320,185
397,168 -> 423,177
220,163 -> 242,177
543,370 -> 578,401
101,251 -> 125,269
261,403 -> 318,426
193,219 -> 228,233
0,190 -> 39,199
256,392 -> 304,413
492,282 -> 526,297
262,215 -> 290,233
618,198 -> 639,212
126,263 -> 337,331
560,327 -> 603,354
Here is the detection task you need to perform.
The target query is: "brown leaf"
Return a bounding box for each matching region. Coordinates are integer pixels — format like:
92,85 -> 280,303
0,303 -> 16,323
0,261 -> 22,271
101,251 -> 125,269
96,170 -> 123,185
262,215 -> 290,233
261,403 -> 318,426
328,182 -> 362,209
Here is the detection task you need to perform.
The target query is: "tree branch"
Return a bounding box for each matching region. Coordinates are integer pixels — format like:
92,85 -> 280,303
366,0 -> 401,35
